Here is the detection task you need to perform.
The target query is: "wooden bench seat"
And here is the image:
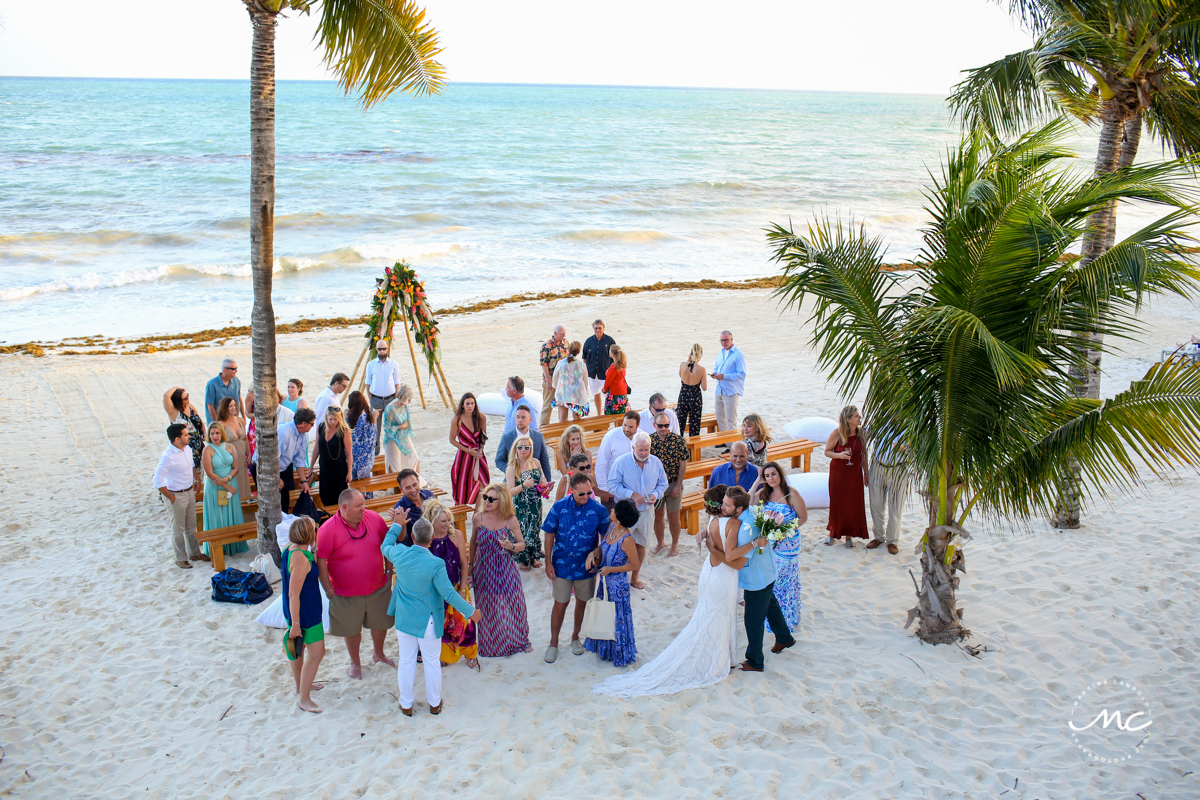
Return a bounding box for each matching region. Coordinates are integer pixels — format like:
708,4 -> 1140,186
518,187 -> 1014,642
683,428 -> 745,462
684,439 -> 819,488
195,522 -> 260,572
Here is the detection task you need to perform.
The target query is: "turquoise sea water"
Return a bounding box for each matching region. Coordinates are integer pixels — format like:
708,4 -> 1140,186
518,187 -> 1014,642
0,78 -> 1006,340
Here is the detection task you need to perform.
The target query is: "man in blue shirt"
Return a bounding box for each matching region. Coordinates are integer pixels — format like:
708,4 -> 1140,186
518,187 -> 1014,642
205,358 -> 244,423
710,442 -> 758,491
252,407 -> 315,514
711,330 -> 746,432
724,486 -> 796,672
607,432 -> 668,589
390,468 -> 434,545
503,376 -> 540,434
541,472 -> 608,664
495,406 -> 553,479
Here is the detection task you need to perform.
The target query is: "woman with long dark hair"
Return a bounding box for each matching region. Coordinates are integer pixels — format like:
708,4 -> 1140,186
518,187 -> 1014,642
450,392 -> 489,505
346,390 -> 378,488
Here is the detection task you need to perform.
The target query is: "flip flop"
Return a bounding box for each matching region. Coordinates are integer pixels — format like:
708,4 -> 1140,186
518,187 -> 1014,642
630,580 -> 645,590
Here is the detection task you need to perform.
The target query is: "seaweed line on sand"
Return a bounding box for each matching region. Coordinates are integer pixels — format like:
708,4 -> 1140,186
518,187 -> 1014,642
0,271 -> 920,358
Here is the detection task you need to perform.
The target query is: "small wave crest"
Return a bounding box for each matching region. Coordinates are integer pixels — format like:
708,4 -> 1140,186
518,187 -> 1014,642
554,229 -> 676,244
0,229 -> 195,248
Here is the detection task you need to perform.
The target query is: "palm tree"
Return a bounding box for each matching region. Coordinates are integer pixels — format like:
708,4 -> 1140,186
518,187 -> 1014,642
243,0 -> 444,561
948,0 -> 1200,526
767,121 -> 1200,644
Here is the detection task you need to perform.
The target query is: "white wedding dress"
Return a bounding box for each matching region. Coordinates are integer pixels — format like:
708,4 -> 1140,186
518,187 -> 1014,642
593,546 -> 739,698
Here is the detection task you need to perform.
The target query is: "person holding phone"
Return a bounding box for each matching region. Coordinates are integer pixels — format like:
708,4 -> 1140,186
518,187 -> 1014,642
711,330 -> 746,433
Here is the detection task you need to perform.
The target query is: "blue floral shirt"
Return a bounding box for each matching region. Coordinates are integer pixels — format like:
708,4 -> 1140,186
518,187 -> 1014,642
541,496 -> 608,580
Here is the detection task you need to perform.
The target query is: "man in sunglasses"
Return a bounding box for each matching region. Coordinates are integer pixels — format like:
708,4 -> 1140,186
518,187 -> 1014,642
205,357 -> 244,423
650,412 -> 689,556
637,393 -> 680,436
541,472 -> 608,663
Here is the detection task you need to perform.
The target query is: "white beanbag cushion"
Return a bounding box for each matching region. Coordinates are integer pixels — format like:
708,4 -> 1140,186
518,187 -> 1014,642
276,514 -> 300,553
255,581 -> 332,632
476,392 -> 510,417
787,472 -> 830,509
784,417 -> 838,443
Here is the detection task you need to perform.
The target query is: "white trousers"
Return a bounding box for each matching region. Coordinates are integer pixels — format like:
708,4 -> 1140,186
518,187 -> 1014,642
714,393 -> 740,432
396,616 -> 442,710
868,462 -> 908,544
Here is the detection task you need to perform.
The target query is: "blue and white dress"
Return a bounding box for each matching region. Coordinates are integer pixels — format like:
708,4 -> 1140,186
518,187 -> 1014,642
585,529 -> 637,668
766,501 -> 802,632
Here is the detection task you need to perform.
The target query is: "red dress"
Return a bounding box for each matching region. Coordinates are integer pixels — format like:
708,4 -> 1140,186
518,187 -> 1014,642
827,433 -> 869,539
451,423 -> 489,505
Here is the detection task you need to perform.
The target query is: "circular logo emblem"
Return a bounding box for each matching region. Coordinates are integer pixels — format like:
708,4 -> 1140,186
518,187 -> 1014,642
1067,678 -> 1153,763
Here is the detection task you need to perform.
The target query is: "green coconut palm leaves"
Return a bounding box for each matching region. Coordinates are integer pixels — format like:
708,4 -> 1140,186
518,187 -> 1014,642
768,120 -> 1200,530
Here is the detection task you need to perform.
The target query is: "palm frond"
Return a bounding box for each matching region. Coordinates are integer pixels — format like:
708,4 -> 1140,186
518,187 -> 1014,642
316,0 -> 445,106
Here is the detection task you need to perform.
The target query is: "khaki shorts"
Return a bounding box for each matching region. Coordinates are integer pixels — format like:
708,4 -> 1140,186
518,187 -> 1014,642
552,575 -> 596,604
656,484 -> 683,513
630,513 -> 654,547
328,585 -> 395,637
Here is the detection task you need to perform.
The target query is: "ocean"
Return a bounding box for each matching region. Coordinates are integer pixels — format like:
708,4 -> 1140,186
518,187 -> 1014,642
0,77 -> 1114,342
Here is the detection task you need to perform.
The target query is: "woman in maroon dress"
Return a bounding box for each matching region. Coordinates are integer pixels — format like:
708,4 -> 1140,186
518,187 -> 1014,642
825,405 -> 869,548
449,393 -> 489,505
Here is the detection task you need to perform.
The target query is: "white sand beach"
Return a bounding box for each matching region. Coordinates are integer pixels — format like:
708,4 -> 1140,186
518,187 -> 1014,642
1,287 -> 1197,798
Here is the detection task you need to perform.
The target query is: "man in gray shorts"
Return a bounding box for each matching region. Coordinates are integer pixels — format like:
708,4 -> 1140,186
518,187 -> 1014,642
541,472 -> 609,663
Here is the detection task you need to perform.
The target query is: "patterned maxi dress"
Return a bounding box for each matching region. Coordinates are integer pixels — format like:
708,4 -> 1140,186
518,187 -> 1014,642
450,423 -> 489,505
765,501 -> 801,632
350,413 -> 377,497
429,535 -> 478,663
585,530 -> 637,667
512,467 -> 544,567
472,525 -> 533,657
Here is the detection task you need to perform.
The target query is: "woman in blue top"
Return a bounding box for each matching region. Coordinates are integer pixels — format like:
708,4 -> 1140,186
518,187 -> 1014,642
749,461 -> 808,632
282,378 -> 308,414
283,517 -> 325,714
584,499 -> 641,667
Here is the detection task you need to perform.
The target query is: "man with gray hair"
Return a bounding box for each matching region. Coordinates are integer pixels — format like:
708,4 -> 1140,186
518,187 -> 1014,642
382,514 -> 480,716
366,339 -> 402,453
205,357 -> 244,423
607,430 -> 668,589
539,324 -> 568,427
637,392 -> 680,435
711,330 -> 746,432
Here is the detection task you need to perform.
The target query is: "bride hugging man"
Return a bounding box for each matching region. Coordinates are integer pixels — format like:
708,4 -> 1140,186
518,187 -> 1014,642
592,484 -> 797,698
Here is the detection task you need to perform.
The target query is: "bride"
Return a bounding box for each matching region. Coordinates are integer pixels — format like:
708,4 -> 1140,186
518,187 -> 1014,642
592,484 -> 746,697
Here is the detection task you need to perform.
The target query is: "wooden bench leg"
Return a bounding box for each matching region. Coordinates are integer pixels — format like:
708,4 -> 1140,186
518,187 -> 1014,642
791,455 -> 802,469
804,451 -> 811,472
210,544 -> 225,572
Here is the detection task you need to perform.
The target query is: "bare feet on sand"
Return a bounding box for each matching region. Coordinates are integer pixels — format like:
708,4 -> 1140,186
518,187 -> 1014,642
373,653 -> 396,668
297,699 -> 322,714
650,544 -> 666,556
347,664 -> 363,679
667,547 -> 679,557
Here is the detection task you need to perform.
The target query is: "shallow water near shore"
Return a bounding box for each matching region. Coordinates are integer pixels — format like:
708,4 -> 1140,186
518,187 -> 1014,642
0,77 -> 1165,342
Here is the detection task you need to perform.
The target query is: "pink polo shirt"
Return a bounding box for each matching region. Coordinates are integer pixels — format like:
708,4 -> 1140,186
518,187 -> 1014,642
316,510 -> 389,597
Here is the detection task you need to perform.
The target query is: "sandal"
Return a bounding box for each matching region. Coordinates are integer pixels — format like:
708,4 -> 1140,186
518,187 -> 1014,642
630,580 -> 645,590
824,538 -> 834,546
845,538 -> 855,549
466,658 -> 480,672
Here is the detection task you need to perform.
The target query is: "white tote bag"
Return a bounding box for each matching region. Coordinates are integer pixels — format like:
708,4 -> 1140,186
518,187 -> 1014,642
250,552 -> 281,584
580,573 -> 616,641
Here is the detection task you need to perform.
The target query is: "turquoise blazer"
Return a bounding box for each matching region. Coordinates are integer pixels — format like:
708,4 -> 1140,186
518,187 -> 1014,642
382,524 -> 475,639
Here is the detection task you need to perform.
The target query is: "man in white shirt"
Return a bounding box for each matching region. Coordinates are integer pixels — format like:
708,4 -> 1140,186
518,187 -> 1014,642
366,340 -> 403,453
636,392 -> 680,436
153,423 -> 210,569
313,372 -> 350,426
254,408 -> 317,514
594,410 -> 640,505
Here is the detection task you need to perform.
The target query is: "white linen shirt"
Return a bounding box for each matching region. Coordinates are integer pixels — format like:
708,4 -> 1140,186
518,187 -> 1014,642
153,444 -> 195,491
637,407 -> 680,436
366,357 -> 402,398
313,386 -> 337,423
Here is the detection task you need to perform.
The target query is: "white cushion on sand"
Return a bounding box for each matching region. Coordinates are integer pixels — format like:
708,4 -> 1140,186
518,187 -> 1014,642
255,581 -> 332,632
787,472 -> 830,508
276,514 -> 299,552
477,390 -> 543,417
784,417 -> 838,443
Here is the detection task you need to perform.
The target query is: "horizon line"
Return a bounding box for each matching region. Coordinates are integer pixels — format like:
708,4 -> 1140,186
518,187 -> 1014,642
0,74 -> 947,99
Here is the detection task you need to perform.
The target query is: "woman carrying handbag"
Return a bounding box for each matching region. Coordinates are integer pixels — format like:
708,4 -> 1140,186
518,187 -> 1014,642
583,499 -> 640,667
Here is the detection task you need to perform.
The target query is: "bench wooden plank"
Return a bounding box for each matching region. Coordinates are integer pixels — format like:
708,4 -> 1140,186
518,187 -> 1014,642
684,429 -> 745,462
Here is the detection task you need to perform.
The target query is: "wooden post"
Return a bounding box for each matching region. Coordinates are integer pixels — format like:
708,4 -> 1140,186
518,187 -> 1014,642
400,313 -> 428,409
430,357 -> 452,408
436,361 -> 454,403
346,340 -> 370,400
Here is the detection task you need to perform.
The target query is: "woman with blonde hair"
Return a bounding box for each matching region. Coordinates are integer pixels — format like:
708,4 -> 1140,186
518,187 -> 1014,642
311,405 -> 353,507
382,384 -> 421,475
551,340 -> 591,420
282,516 -> 325,713
217,397 -> 252,501
469,484 -> 533,657
602,344 -> 630,415
741,413 -> 772,469
506,434 -> 550,569
201,422 -> 246,556
824,404 -> 869,547
677,343 -> 707,436
555,424 -> 587,476
422,500 -> 479,670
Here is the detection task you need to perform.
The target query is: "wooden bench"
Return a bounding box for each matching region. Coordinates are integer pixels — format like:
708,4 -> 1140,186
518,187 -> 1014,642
683,428 -> 745,462
542,406 -> 715,442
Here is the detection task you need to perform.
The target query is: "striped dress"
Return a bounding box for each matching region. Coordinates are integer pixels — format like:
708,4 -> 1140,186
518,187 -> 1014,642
472,525 -> 533,657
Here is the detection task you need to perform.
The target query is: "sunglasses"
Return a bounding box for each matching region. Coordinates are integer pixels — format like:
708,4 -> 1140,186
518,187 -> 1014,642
656,423 -> 670,429
483,495 -> 498,503
517,445 -> 532,451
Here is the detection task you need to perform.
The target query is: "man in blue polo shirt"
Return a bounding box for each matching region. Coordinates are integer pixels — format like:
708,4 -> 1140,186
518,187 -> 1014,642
710,441 -> 758,491
541,472 -> 608,664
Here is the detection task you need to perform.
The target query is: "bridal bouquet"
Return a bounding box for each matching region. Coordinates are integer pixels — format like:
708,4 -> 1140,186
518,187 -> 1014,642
751,503 -> 800,554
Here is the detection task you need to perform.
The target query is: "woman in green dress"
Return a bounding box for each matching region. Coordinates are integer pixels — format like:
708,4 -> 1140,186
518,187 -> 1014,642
504,434 -> 550,569
201,424 -> 247,556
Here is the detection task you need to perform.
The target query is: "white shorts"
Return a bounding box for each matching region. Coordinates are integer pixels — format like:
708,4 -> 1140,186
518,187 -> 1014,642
588,377 -> 605,396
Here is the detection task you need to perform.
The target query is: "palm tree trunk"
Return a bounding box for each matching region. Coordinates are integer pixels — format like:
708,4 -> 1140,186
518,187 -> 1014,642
248,3 -> 282,563
1104,113 -> 1143,250
907,493 -> 969,643
1053,99 -> 1129,529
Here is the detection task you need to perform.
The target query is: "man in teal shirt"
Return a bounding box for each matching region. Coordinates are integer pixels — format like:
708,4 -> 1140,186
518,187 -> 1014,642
725,487 -> 796,672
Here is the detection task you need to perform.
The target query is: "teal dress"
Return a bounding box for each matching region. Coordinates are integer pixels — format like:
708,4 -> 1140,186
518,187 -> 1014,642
202,443 -> 248,556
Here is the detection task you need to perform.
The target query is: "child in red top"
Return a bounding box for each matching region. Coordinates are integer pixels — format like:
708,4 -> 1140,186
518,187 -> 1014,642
602,345 -> 629,415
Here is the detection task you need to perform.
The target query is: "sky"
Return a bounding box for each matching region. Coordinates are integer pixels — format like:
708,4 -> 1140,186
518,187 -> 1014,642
0,0 -> 1034,95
